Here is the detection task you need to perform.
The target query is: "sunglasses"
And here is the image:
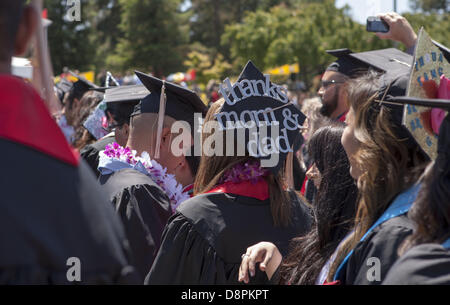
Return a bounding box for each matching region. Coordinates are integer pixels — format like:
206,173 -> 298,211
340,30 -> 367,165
320,79 -> 345,88
102,122 -> 125,133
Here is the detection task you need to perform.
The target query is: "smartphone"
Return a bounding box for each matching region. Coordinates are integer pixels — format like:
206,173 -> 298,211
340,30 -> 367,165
366,16 -> 389,33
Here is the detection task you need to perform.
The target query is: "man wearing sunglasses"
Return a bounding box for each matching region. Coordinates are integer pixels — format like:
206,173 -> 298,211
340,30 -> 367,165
318,49 -> 366,122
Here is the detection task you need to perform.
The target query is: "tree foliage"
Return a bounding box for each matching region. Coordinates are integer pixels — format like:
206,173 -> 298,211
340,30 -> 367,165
222,1 -> 393,88
44,0 -> 450,86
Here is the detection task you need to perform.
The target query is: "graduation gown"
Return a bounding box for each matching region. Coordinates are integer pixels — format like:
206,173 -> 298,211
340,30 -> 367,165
80,134 -> 115,178
337,214 -> 413,285
382,243 -> 450,285
146,184 -> 313,285
99,168 -> 172,282
383,244 -> 450,285
0,75 -> 138,284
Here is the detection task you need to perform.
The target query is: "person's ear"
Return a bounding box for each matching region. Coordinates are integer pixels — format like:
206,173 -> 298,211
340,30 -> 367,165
160,127 -> 172,149
14,5 -> 39,56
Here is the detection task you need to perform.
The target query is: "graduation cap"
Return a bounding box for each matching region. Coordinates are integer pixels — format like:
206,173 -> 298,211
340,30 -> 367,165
386,28 -> 450,160
68,70 -> 99,100
55,78 -> 73,103
104,84 -> 149,104
326,49 -> 370,77
102,85 -> 149,126
133,71 -> 208,161
326,48 -> 414,79
217,60 -> 306,174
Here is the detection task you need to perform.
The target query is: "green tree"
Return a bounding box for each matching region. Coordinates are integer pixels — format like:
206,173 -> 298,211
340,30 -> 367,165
410,0 -> 449,13
222,0 -> 392,88
45,0 -> 95,74
85,0 -> 122,74
106,0 -> 188,77
403,11 -> 450,46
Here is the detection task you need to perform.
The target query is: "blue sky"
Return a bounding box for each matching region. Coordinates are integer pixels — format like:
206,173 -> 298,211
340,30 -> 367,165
335,0 -> 413,24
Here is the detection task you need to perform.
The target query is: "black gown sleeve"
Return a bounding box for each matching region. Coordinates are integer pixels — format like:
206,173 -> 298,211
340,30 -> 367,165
80,144 -> 101,177
383,243 -> 450,285
112,183 -> 172,282
341,215 -> 413,285
145,212 -> 269,285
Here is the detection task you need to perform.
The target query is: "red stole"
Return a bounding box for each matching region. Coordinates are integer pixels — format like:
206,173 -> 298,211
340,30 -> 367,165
0,75 -> 79,166
205,179 -> 269,201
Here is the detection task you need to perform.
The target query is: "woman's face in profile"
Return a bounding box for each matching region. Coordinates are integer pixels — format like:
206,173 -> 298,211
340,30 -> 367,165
341,107 -> 363,180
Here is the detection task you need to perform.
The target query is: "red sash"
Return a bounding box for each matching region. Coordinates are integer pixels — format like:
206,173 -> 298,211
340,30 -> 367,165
205,179 -> 269,201
0,75 -> 79,166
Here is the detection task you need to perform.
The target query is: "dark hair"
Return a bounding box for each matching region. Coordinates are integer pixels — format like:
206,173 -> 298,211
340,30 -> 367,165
279,123 -> 358,284
106,102 -> 137,127
400,114 -> 450,253
72,91 -> 104,150
0,0 -> 25,61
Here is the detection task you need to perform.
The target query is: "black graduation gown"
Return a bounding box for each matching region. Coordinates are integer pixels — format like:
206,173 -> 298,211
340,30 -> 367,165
146,191 -> 313,285
383,243 -> 450,285
80,134 -> 115,178
99,168 -> 172,282
337,214 -> 413,285
0,139 -> 139,284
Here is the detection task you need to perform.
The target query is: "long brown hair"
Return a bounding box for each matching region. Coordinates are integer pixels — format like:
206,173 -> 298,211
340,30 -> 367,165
327,71 -> 428,281
194,99 -> 293,227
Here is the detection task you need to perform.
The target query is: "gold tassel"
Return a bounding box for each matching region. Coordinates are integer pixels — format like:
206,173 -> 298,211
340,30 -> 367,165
154,81 -> 166,159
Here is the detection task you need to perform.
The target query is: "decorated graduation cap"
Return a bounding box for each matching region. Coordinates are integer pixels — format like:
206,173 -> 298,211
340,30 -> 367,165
55,78 -> 73,103
68,70 -> 99,100
133,71 -> 208,173
386,28 -> 450,160
217,60 -> 306,174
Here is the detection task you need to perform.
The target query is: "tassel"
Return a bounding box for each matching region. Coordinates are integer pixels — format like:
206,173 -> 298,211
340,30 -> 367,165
154,81 -> 167,159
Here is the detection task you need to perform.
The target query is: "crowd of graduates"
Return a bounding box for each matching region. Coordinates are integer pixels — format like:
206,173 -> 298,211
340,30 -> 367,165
1,1 -> 449,286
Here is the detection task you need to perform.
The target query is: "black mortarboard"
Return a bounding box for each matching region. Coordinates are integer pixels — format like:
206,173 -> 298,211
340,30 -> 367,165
133,71 -> 207,124
326,48 -> 370,77
133,71 -> 208,173
103,85 -> 149,126
217,60 -> 306,174
69,71 -> 99,100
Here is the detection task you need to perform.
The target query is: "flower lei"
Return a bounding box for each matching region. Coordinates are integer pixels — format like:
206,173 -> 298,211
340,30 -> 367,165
219,160 -> 270,184
103,142 -> 190,210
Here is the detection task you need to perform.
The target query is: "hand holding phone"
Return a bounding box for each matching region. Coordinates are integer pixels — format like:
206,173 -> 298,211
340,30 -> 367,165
369,13 -> 417,49
366,16 -> 390,33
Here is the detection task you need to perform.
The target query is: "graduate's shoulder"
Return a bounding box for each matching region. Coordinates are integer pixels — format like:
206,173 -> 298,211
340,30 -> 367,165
383,243 -> 450,285
100,168 -> 166,198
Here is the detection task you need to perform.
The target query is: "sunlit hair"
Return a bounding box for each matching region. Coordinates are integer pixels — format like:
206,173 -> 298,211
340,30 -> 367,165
194,98 -> 293,227
279,123 -> 358,284
327,71 -> 427,281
